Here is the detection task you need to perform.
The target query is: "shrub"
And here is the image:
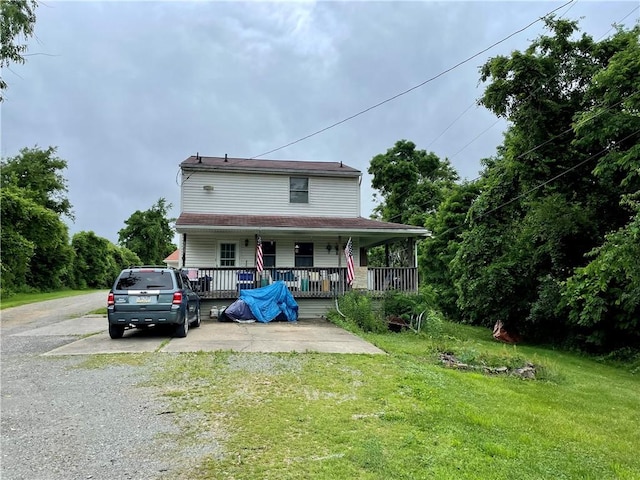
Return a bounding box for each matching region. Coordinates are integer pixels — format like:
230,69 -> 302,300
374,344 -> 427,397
336,291 -> 386,333
423,308 -> 444,337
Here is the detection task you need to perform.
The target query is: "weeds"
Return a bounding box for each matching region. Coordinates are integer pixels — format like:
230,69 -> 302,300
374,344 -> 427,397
334,291 -> 386,333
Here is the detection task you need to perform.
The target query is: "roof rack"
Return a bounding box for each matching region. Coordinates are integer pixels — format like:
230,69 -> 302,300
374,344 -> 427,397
126,265 -> 174,269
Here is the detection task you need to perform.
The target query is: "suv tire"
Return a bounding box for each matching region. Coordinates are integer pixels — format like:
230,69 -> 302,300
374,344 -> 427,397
190,307 -> 201,328
175,313 -> 189,338
109,323 -> 125,339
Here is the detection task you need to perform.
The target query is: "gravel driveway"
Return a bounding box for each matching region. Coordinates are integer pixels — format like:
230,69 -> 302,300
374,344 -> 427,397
1,292 -> 196,480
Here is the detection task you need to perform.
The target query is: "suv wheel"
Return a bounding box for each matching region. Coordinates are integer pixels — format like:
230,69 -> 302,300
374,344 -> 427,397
190,307 -> 201,328
175,313 -> 189,338
109,323 -> 125,339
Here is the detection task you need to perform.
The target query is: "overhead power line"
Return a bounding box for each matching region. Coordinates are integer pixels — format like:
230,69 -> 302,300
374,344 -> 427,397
381,90 -> 640,225
468,127 -> 640,226
425,0 -> 584,153
434,3 -> 639,164
249,0 -> 575,159
411,126 -> 640,243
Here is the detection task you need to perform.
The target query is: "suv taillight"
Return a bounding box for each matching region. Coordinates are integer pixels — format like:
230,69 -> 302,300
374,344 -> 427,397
172,291 -> 183,304
107,292 -> 114,306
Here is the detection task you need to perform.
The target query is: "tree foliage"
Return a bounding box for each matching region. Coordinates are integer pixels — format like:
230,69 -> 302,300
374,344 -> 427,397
71,231 -> 141,289
1,146 -> 74,219
1,147 -> 73,293
559,25 -> 640,348
369,139 -> 458,226
1,186 -> 41,291
449,18 -> 640,349
118,198 -> 176,265
368,139 -> 458,267
0,0 -> 37,100
0,145 -> 162,295
420,180 -> 480,320
562,199 -> 640,348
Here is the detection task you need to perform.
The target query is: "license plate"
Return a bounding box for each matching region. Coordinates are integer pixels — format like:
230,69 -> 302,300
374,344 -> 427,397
136,296 -> 151,303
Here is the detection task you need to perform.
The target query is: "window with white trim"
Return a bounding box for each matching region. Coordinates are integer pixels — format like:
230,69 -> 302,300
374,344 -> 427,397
219,243 -> 236,267
290,177 -> 309,203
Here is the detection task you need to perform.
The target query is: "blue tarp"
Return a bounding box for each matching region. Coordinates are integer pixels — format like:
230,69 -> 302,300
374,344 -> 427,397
233,281 -> 298,323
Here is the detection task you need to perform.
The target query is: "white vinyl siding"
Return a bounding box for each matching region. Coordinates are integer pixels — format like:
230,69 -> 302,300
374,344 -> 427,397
182,171 -> 360,217
182,234 -> 358,269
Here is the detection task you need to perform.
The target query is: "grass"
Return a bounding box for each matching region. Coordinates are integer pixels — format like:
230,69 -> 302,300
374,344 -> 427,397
0,289 -> 100,310
84,321 -> 638,480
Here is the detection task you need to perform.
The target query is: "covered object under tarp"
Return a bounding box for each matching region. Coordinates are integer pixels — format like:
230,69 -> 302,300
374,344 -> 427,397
223,281 -> 299,323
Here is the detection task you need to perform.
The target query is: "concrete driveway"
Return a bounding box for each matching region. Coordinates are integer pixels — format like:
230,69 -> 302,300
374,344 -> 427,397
3,292 -> 384,355
21,316 -> 386,356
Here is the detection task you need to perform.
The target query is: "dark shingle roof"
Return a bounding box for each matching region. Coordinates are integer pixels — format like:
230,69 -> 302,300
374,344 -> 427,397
180,155 -> 361,177
176,213 -> 427,233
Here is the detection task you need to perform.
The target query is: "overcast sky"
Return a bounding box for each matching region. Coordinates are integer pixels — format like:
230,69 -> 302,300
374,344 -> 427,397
2,0 -> 637,244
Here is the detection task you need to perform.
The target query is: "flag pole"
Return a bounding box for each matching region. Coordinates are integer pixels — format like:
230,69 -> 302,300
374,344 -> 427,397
338,235 -> 342,293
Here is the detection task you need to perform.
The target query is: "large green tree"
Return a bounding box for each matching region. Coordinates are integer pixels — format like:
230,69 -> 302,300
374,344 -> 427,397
369,139 -> 458,226
1,146 -> 73,292
561,25 -> 640,349
420,180 -> 480,320
0,0 -> 37,100
118,198 -> 176,265
71,231 -> 141,289
1,146 -> 74,219
452,18 -> 639,348
1,186 -> 45,291
368,140 -> 458,267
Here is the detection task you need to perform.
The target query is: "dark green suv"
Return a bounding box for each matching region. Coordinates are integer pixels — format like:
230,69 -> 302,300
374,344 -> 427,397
107,267 -> 201,339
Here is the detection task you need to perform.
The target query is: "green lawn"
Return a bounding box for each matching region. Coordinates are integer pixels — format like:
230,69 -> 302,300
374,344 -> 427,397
82,322 -> 640,479
0,289 -> 100,310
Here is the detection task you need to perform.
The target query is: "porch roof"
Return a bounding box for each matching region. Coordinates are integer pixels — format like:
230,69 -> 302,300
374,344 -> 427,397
176,213 -> 430,247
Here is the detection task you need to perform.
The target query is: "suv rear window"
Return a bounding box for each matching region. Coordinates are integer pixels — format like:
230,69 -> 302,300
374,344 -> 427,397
115,271 -> 175,290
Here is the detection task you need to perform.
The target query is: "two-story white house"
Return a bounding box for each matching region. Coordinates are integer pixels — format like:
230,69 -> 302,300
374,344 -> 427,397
175,154 -> 429,318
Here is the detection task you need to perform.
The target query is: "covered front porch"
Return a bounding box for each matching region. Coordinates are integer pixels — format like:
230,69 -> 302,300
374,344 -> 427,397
175,213 -> 430,305
186,266 -> 419,299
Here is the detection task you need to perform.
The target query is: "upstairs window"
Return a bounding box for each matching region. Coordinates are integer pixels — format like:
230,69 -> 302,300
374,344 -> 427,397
290,177 -> 309,203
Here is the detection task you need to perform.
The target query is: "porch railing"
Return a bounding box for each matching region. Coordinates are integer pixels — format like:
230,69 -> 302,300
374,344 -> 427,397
184,266 -> 418,299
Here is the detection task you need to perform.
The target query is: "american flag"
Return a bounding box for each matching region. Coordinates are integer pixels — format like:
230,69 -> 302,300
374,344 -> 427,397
345,237 -> 355,286
256,236 -> 264,273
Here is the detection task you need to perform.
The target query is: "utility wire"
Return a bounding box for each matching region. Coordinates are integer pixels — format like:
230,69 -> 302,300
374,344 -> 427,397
426,102 -> 477,150
406,8 -> 640,284
448,119 -> 503,160
402,127 -> 640,243
380,89 -> 639,225
427,124 -> 640,241
425,0 -> 583,153
466,127 -> 640,227
249,0 -> 575,160
433,3 -> 639,164
378,5 -> 640,223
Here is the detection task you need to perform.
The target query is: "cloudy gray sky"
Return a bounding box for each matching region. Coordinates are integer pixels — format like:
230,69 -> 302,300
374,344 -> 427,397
2,0 -> 637,244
